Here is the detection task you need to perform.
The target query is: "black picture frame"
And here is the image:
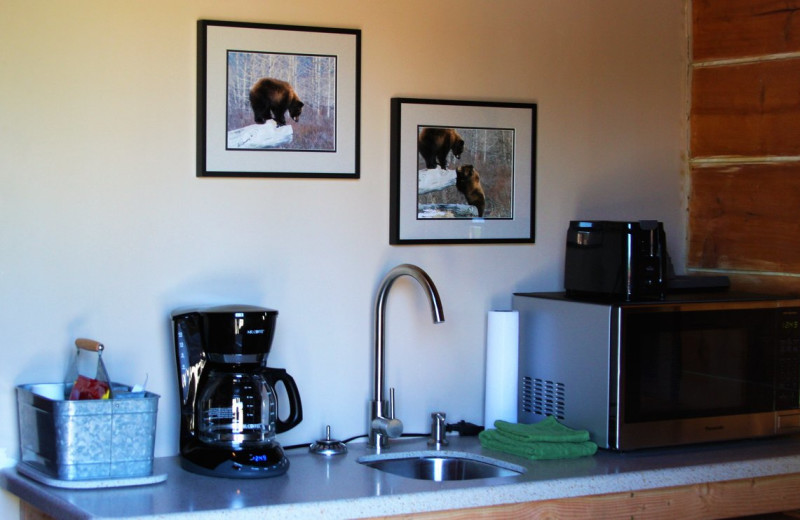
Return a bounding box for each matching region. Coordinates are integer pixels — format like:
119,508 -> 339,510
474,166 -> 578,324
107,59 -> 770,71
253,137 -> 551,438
197,20 -> 361,178
390,98 -> 537,244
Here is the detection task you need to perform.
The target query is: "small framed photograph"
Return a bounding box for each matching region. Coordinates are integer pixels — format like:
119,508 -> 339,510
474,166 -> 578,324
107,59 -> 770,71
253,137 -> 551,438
197,20 -> 361,178
390,98 -> 537,244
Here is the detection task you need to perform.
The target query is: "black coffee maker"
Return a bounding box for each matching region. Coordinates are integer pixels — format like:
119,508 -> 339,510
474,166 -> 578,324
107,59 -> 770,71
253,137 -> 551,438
171,305 -> 302,478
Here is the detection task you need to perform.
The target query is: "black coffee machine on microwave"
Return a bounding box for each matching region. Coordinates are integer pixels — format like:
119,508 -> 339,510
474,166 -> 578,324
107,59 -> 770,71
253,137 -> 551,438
564,220 -> 667,301
171,305 -> 302,478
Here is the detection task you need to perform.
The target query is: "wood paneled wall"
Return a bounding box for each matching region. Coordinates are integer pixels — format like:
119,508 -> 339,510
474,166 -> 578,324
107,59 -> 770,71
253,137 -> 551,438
689,0 -> 800,294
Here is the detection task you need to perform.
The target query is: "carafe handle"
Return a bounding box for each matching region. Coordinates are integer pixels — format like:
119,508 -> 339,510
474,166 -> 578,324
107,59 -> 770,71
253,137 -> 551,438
263,367 -> 303,433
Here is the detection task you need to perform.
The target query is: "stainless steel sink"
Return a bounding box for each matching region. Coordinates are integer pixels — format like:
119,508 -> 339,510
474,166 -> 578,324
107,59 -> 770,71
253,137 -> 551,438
357,451 -> 526,481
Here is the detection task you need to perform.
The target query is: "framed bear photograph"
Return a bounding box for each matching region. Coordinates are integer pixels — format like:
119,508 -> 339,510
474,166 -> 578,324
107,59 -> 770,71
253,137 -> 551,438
197,20 -> 361,178
390,98 -> 537,244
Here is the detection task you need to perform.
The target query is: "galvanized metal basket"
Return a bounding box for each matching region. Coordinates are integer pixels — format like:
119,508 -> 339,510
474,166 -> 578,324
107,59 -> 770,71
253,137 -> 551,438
16,383 -> 159,481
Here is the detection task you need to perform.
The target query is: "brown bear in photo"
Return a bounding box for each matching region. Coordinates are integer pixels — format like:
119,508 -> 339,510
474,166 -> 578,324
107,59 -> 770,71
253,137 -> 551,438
456,165 -> 486,217
249,77 -> 304,127
418,127 -> 465,170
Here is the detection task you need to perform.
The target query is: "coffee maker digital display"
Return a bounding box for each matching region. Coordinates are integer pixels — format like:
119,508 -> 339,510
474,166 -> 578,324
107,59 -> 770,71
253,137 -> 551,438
172,305 -> 302,478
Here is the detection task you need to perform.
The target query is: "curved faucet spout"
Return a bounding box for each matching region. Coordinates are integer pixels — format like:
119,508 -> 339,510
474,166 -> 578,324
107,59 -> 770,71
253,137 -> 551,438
374,264 -> 445,403
369,264 -> 445,448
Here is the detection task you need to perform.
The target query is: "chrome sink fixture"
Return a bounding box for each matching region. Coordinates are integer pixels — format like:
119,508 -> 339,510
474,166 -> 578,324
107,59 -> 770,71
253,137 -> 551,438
357,451 -> 526,481
368,264 -> 445,449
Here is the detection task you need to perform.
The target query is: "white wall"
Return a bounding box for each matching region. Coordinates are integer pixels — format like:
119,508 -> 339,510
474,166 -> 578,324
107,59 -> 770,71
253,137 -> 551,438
0,0 -> 687,515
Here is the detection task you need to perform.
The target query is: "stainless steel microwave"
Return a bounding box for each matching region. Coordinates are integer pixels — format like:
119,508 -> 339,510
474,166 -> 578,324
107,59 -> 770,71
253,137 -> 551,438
512,292 -> 800,450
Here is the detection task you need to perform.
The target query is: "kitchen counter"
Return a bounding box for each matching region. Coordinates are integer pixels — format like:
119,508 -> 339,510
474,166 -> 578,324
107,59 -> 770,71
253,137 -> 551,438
4,434 -> 800,519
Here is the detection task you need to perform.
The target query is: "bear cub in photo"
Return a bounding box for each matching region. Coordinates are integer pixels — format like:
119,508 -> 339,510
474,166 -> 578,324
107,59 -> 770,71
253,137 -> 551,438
456,165 -> 486,217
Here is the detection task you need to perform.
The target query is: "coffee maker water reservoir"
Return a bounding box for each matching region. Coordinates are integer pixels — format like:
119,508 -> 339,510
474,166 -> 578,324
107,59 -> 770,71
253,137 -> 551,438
172,305 -> 302,478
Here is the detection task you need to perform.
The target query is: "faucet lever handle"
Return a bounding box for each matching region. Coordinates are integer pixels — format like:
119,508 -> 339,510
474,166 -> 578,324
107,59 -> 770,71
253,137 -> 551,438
374,387 -> 403,439
389,387 -> 396,419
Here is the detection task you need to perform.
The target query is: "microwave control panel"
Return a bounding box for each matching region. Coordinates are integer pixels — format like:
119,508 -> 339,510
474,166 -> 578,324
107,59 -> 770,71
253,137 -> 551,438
776,308 -> 800,410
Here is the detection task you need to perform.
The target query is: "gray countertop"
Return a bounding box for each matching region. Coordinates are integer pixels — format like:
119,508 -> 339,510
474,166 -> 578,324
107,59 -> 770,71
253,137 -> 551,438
4,435 -> 800,519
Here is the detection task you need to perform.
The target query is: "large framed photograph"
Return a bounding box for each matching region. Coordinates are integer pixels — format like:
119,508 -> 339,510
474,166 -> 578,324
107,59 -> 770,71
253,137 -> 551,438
390,98 -> 536,244
197,20 -> 361,178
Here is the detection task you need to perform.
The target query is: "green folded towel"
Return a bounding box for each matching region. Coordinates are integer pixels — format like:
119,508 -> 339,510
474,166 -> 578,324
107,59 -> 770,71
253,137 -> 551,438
478,416 -> 598,460
494,416 -> 590,443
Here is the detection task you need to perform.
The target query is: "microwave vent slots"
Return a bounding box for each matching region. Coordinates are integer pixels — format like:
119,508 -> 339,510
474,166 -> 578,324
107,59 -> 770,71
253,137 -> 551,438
521,376 -> 565,420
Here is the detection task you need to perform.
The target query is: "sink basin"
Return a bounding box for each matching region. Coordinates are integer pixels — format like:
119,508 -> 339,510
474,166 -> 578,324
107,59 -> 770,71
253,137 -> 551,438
357,451 -> 526,481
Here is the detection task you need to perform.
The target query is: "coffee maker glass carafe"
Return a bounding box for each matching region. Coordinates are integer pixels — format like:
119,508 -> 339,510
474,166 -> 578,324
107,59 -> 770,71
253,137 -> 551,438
196,365 -> 275,446
172,305 -> 302,478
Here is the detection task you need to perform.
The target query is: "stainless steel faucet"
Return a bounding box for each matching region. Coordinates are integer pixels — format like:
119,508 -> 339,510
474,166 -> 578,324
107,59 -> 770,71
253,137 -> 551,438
368,264 -> 445,448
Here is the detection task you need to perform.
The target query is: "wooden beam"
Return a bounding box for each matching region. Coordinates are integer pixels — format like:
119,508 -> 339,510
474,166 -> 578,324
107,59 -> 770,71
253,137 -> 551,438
691,58 -> 800,158
688,162 -> 800,272
693,0 -> 800,62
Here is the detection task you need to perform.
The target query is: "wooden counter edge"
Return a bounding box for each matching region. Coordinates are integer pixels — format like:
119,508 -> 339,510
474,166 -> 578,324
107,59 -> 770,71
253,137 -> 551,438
371,472 -> 800,520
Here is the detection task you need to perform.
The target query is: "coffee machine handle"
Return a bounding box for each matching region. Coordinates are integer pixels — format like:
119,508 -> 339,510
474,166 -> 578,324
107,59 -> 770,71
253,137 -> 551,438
263,367 -> 303,433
